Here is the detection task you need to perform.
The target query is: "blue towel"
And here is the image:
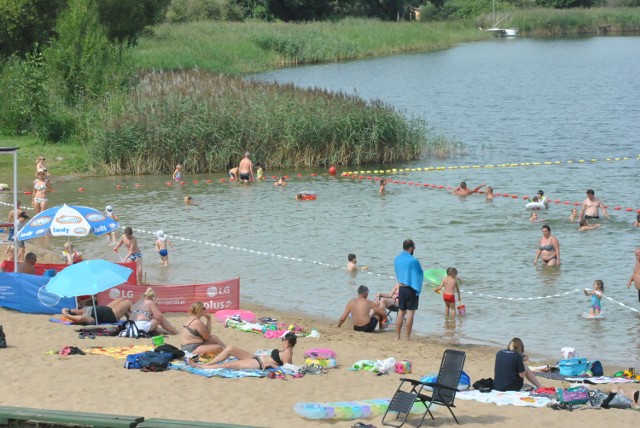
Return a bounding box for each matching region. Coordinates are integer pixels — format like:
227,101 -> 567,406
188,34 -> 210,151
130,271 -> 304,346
394,251 -> 424,295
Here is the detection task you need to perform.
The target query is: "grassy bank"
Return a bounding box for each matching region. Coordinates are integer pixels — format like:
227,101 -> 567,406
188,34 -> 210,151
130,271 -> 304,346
497,7 -> 640,36
93,71 -> 433,174
0,135 -> 90,183
132,18 -> 486,75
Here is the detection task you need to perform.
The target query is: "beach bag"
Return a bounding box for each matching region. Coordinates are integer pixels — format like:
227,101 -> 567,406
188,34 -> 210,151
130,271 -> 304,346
118,320 -> 145,338
558,386 -> 589,405
154,343 -> 184,360
0,325 -> 7,348
557,358 -> 589,376
587,360 -> 604,376
137,351 -> 172,371
472,378 -> 494,391
395,360 -> 412,374
421,370 -> 471,391
124,352 -> 146,369
602,392 -> 633,409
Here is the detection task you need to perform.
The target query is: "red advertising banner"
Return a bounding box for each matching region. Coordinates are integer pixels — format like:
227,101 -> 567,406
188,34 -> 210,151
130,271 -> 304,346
1,261 -> 137,284
96,278 -> 240,313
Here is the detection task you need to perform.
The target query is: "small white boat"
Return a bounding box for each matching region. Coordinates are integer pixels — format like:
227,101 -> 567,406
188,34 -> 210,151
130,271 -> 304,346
484,27 -> 518,38
481,0 -> 518,38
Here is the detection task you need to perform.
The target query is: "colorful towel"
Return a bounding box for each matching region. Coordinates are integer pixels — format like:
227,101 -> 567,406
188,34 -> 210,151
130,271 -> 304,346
457,390 -> 551,408
169,362 -> 268,378
49,317 -> 73,325
87,345 -> 154,359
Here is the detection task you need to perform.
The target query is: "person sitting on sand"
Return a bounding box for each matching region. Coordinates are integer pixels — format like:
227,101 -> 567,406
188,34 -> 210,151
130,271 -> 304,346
578,218 -> 600,231
17,252 -> 37,275
188,332 -> 297,370
375,282 -> 400,314
452,181 -> 484,196
62,297 -> 132,325
494,337 -> 542,391
129,287 -> 178,334
337,285 -> 387,332
181,302 -> 226,355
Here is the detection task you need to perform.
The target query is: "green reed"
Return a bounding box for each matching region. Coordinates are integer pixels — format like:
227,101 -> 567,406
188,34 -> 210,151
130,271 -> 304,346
505,8 -> 640,35
132,18 -> 486,75
92,70 -> 446,174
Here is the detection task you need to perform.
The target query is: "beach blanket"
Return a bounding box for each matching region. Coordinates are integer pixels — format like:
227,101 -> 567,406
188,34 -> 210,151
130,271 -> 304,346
87,345 -> 154,359
457,390 -> 551,408
169,362 -> 268,378
537,371 -> 640,384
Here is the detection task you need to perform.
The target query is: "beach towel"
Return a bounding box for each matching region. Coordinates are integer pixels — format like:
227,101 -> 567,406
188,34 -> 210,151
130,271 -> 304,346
457,390 -> 551,408
536,372 -> 640,384
87,345 -> 154,359
394,252 -> 423,294
169,362 -> 268,378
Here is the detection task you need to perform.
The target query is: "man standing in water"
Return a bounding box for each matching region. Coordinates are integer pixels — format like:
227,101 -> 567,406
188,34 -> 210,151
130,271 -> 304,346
627,248 -> 640,302
578,189 -> 610,220
238,152 -> 254,183
394,239 -> 424,341
452,181 -> 485,196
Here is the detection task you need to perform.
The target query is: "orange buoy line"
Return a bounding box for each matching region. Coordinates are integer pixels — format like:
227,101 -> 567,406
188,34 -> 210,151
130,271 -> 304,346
341,173 -> 640,214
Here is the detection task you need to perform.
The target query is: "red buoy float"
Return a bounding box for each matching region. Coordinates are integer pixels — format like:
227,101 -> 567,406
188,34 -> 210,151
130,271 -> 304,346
328,166 -> 337,175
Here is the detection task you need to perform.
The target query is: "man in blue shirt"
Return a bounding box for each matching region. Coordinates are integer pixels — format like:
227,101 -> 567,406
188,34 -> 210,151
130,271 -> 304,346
394,239 -> 423,341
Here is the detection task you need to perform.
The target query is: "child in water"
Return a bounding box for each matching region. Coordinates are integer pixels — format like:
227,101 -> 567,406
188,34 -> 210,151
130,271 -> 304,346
105,205 -> 119,242
434,267 -> 461,317
583,280 -> 604,316
379,179 -> 387,194
274,177 -> 286,187
184,196 -> 198,206
578,218 -> 600,231
155,230 -> 174,266
633,213 -> 640,227
529,212 -> 538,222
173,164 -> 183,181
568,208 -> 579,222
255,163 -> 264,181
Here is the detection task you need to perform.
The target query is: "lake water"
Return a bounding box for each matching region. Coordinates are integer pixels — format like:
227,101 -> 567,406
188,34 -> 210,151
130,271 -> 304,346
2,37 -> 639,366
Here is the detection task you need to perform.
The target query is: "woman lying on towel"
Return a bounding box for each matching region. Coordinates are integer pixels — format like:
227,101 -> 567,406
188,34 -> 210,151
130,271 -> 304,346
180,301 -> 226,355
129,287 -> 178,335
62,297 -> 132,325
188,332 -> 297,370
494,337 -> 543,392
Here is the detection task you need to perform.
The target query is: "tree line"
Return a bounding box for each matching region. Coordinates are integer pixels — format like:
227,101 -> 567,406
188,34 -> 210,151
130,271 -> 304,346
3,0 -> 637,60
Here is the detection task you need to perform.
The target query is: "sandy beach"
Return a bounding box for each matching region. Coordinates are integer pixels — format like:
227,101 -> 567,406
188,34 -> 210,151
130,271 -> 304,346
0,297 -> 638,428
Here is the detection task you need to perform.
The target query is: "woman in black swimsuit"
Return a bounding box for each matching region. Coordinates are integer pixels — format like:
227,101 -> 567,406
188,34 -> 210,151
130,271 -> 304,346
180,302 -> 226,355
188,332 -> 297,370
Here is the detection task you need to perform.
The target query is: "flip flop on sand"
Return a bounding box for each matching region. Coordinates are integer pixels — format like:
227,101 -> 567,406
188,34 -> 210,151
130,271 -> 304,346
78,333 -> 85,339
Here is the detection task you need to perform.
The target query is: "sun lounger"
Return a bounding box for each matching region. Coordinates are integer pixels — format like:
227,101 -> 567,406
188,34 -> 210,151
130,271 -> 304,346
0,406 -> 143,428
137,418 -> 264,428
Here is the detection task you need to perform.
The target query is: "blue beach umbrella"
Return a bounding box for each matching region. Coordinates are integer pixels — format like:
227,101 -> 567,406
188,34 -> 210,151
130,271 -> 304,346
17,204 -> 118,241
46,260 -> 132,324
